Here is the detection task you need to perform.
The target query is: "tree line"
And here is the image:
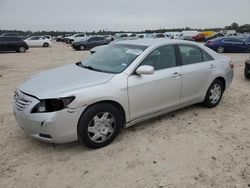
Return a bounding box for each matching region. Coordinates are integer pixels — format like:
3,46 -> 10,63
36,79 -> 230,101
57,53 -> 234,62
1,23 -> 250,37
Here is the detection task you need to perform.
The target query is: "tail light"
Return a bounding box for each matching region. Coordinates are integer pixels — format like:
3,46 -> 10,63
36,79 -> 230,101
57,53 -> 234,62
207,41 -> 214,45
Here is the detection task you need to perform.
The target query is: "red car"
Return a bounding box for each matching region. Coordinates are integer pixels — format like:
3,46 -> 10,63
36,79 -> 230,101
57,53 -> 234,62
192,33 -> 206,42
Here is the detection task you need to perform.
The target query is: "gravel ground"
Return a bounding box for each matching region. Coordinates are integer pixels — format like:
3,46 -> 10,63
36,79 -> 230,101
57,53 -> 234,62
0,43 -> 250,188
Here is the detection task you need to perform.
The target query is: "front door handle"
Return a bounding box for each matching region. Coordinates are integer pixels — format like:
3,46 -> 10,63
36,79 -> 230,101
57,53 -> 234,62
172,72 -> 181,78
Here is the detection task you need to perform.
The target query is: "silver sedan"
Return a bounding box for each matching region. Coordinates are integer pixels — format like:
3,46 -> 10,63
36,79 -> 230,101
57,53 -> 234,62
13,39 -> 234,148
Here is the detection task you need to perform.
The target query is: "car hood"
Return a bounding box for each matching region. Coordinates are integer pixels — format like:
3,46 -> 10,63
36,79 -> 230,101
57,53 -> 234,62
19,64 -> 114,99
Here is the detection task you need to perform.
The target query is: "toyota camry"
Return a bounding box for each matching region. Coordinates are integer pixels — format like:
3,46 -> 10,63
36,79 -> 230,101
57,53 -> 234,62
13,39 -> 234,149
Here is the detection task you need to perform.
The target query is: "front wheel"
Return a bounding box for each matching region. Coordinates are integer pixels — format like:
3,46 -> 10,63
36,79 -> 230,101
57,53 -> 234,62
203,79 -> 224,108
78,103 -> 122,149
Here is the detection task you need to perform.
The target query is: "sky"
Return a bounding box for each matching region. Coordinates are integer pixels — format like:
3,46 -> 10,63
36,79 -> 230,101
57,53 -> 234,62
0,0 -> 249,32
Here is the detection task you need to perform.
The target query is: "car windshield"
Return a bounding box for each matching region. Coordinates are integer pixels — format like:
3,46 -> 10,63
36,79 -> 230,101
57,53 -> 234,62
80,44 -> 147,74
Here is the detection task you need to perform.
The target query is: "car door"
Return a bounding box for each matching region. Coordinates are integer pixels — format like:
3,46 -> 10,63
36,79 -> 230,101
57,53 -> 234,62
128,45 -> 182,120
0,37 -> 6,51
7,37 -> 19,51
88,37 -> 98,48
222,38 -> 246,52
232,38 -> 248,52
98,37 -> 107,45
0,37 -> 17,51
38,37 -> 46,46
27,37 -> 38,46
178,44 -> 215,104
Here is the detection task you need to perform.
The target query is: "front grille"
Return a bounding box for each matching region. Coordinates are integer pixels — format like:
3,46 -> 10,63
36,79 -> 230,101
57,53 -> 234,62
14,93 -> 32,111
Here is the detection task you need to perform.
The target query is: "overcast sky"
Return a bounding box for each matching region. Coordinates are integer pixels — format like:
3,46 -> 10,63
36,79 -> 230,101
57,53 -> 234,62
0,0 -> 249,32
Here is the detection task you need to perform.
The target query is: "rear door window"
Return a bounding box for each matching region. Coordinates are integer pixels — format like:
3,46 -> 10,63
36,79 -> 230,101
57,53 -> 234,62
202,50 -> 214,61
179,45 -> 203,65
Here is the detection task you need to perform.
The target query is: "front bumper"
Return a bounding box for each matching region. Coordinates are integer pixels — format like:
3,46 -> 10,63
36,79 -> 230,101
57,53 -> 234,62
13,90 -> 86,144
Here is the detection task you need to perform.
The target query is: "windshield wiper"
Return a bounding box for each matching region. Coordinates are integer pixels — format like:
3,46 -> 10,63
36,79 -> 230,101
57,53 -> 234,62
76,62 -> 104,73
81,65 -> 96,71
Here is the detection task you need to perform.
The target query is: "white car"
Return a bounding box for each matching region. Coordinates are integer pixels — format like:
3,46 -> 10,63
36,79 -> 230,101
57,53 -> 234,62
164,32 -> 181,39
25,36 -> 52,47
177,31 -> 199,40
66,33 -> 86,44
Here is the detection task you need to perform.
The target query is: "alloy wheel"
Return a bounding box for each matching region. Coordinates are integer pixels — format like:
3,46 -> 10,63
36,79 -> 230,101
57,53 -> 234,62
217,46 -> 224,53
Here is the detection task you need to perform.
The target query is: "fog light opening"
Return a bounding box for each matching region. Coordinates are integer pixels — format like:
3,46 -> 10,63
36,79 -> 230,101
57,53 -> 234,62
39,133 -> 52,139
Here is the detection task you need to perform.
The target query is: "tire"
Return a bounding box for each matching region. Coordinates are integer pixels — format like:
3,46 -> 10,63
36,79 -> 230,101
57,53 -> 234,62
79,45 -> 85,51
77,103 -> 122,149
17,46 -> 26,53
245,62 -> 250,79
217,46 -> 224,53
202,79 -> 224,108
43,43 -> 49,47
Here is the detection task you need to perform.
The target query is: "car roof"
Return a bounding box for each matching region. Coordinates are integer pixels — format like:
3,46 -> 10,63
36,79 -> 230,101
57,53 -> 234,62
115,38 -> 199,47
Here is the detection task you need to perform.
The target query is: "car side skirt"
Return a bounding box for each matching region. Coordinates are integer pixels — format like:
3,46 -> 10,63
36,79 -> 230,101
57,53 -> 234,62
125,98 -> 202,128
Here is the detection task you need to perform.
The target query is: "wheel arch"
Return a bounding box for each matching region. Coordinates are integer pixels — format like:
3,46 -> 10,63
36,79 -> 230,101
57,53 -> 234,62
82,100 -> 127,125
213,76 -> 226,92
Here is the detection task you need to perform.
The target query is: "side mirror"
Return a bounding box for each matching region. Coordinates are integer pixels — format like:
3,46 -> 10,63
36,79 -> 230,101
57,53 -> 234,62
136,65 -> 154,75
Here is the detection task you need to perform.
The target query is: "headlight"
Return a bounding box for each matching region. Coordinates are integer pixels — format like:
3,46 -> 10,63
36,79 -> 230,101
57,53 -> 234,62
31,96 -> 75,113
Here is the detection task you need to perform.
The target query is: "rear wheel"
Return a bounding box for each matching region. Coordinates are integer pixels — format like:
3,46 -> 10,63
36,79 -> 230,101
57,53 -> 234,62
203,79 -> 224,108
78,103 -> 122,149
17,46 -> 26,53
217,46 -> 224,53
43,43 -> 49,47
79,45 -> 85,51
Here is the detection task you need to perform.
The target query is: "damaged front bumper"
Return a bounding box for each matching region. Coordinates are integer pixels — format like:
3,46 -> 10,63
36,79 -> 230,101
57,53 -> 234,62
13,90 -> 86,144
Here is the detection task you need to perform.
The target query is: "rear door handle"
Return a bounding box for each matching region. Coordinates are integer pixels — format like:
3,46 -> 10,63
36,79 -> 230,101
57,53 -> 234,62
210,64 -> 216,69
172,72 -> 181,78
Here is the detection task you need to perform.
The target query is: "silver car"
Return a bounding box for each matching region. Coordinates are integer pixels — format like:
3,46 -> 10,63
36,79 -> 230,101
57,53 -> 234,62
13,39 -> 234,148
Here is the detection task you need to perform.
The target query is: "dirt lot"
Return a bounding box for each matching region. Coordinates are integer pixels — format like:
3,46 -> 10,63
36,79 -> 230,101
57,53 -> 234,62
0,43 -> 249,188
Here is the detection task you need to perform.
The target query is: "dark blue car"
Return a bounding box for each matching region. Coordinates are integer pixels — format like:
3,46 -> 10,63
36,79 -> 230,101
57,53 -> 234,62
205,37 -> 250,53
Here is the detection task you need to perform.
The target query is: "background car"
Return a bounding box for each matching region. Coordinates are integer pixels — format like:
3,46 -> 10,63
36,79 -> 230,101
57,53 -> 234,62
164,32 -> 180,39
205,37 -> 250,53
24,36 -> 52,47
43,35 -> 52,41
245,58 -> 250,79
0,36 -> 29,53
177,31 -> 199,40
206,32 -> 224,41
61,34 -> 73,43
71,36 -> 109,50
90,36 -> 140,54
192,33 -> 206,41
0,33 -> 19,37
65,33 -> 86,44
145,33 -> 169,39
